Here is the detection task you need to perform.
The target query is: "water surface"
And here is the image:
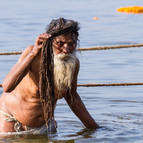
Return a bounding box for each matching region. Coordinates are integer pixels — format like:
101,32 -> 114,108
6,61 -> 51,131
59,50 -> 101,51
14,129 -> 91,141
0,0 -> 143,142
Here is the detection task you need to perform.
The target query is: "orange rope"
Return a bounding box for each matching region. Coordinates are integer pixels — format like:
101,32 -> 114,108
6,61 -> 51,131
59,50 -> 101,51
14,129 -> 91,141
0,51 -> 22,55
78,43 -> 143,51
1,82 -> 143,88
77,82 -> 143,87
0,44 -> 143,55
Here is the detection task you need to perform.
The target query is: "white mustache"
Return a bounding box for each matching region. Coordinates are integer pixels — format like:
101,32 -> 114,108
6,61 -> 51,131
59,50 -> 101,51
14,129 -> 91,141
54,51 -> 76,61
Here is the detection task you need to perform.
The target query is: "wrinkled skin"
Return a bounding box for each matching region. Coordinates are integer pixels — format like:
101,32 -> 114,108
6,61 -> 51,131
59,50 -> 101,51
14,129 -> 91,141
0,33 -> 99,132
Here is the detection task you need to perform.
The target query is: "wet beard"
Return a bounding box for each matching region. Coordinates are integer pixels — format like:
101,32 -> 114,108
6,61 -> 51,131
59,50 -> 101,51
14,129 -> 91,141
54,52 -> 77,96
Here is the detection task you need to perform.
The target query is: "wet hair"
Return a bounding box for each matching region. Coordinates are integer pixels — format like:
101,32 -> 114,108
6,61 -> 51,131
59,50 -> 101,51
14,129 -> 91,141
39,18 -> 80,132
46,18 -> 79,37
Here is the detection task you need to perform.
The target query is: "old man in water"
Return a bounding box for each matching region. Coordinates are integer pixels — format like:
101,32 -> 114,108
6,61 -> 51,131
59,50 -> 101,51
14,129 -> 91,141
0,18 -> 99,133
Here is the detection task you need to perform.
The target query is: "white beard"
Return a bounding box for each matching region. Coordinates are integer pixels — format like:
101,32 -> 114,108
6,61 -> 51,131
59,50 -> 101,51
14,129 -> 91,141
54,52 -> 77,94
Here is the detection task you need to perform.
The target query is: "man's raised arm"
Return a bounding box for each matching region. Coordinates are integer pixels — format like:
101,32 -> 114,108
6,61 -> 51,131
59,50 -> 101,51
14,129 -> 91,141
2,33 -> 51,92
2,46 -> 36,92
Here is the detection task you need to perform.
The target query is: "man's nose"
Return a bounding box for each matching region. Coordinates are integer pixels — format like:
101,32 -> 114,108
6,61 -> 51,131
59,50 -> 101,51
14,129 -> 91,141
62,44 -> 70,54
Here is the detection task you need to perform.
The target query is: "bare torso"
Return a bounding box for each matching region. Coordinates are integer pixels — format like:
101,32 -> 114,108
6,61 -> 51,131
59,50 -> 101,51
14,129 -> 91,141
0,49 -> 78,131
0,49 -> 58,130
0,32 -> 99,132
0,75 -> 43,128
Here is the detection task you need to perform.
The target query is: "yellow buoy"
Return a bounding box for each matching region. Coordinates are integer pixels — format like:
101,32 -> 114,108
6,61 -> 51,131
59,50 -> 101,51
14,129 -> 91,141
117,6 -> 143,14
93,16 -> 99,20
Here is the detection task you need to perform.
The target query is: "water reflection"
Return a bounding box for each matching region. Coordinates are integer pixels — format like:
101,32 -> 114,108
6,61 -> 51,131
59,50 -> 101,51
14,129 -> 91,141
1,0 -> 143,142
0,135 -> 75,143
64,128 -> 96,139
0,128 -> 97,143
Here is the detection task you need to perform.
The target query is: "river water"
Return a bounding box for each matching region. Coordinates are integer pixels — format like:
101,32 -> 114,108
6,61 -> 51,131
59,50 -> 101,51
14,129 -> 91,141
0,0 -> 143,143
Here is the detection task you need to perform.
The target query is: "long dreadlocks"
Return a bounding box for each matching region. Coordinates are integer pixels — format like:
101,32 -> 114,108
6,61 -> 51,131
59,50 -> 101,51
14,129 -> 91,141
39,18 -> 79,133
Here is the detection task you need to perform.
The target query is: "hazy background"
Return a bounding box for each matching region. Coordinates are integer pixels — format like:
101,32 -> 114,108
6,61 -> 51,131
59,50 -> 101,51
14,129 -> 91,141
0,0 -> 143,142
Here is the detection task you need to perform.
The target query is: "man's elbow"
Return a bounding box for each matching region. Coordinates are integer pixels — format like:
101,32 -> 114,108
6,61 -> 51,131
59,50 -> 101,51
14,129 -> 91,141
2,83 -> 8,92
2,82 -> 12,92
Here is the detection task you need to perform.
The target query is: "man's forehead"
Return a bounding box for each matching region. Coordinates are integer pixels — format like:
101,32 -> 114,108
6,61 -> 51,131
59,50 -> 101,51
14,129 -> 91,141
54,33 -> 77,41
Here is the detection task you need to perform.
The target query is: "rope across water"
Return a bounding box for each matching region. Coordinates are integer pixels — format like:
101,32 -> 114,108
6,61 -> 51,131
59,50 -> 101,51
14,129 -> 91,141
0,43 -> 143,55
1,82 -> 143,88
1,43 -> 143,88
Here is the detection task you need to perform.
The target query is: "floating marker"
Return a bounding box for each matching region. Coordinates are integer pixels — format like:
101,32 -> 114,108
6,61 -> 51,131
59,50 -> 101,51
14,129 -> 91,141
117,6 -> 143,14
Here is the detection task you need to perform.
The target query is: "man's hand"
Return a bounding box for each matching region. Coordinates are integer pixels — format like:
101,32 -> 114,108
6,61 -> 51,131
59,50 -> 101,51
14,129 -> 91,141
32,33 -> 51,56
